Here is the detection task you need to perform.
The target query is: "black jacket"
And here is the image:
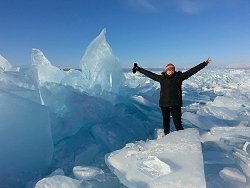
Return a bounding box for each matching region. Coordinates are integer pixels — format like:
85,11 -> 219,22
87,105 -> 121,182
138,62 -> 207,107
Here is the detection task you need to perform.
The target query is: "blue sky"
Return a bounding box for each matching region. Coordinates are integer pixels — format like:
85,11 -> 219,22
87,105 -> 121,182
1,0 -> 250,68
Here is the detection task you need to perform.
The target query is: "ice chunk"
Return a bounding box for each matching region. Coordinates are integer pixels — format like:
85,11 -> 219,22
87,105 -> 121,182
129,95 -> 161,122
61,68 -> 88,89
73,166 -> 105,182
74,144 -> 103,166
0,90 -> 54,177
31,48 -> 65,84
202,141 -> 235,164
91,114 -> 148,151
182,91 -> 210,103
212,96 -> 243,111
48,168 -> 65,177
206,174 -> 232,188
31,48 -> 51,66
4,69 -> 33,91
182,112 -> 227,130
0,65 -> 41,103
105,128 -> 206,188
136,156 -> 172,179
222,119 -> 248,127
51,92 -> 122,144
38,82 -> 71,116
35,175 -> 86,188
232,149 -> 250,177
211,127 -> 250,137
207,105 -> 238,120
220,135 -> 250,149
219,167 -> 246,187
0,54 -> 12,71
0,55 -> 40,103
131,95 -> 158,108
243,142 -> 250,154
79,29 -> 125,93
154,129 -> 165,139
31,48 -> 66,105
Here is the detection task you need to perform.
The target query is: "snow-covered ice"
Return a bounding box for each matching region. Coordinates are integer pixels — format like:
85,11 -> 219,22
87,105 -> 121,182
1,29 -> 250,188
106,128 -> 206,188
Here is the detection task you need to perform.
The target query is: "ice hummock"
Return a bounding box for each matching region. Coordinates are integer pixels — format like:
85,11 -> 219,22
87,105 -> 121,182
1,29 -> 250,187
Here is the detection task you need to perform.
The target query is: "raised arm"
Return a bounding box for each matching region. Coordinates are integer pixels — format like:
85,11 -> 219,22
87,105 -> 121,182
132,63 -> 161,82
182,57 -> 211,80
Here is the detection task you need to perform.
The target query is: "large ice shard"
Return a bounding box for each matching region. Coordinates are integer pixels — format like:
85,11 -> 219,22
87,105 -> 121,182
31,48 -> 65,84
31,48 -> 67,106
79,29 -> 125,93
0,54 -> 12,71
0,90 -> 54,179
105,128 -> 206,188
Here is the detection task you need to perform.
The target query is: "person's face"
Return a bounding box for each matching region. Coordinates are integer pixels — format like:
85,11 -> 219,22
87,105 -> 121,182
166,69 -> 175,76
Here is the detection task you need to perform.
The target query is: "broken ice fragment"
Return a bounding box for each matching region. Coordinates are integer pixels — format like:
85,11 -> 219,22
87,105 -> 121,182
136,156 -> 171,179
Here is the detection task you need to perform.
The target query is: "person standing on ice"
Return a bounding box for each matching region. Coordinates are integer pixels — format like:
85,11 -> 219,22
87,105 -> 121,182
132,58 -> 211,135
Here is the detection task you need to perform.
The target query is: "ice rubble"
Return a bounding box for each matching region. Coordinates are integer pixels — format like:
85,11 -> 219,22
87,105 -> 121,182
1,29 -> 250,187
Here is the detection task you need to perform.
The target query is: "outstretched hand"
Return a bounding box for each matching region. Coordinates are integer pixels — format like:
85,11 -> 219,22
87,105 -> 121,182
132,63 -> 138,73
205,57 -> 211,65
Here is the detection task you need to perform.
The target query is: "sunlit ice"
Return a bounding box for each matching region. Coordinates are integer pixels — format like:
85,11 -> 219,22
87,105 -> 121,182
1,29 -> 250,187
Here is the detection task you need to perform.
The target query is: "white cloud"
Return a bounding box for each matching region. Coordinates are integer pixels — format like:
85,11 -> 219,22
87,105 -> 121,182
123,0 -> 158,12
122,0 -> 207,14
175,0 -> 243,14
121,0 -> 243,14
177,0 -> 205,14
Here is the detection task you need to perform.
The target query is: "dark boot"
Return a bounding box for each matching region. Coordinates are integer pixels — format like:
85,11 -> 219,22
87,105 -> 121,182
175,124 -> 184,131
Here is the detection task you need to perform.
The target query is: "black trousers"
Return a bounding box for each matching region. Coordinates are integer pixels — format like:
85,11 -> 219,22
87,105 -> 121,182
160,106 -> 184,135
